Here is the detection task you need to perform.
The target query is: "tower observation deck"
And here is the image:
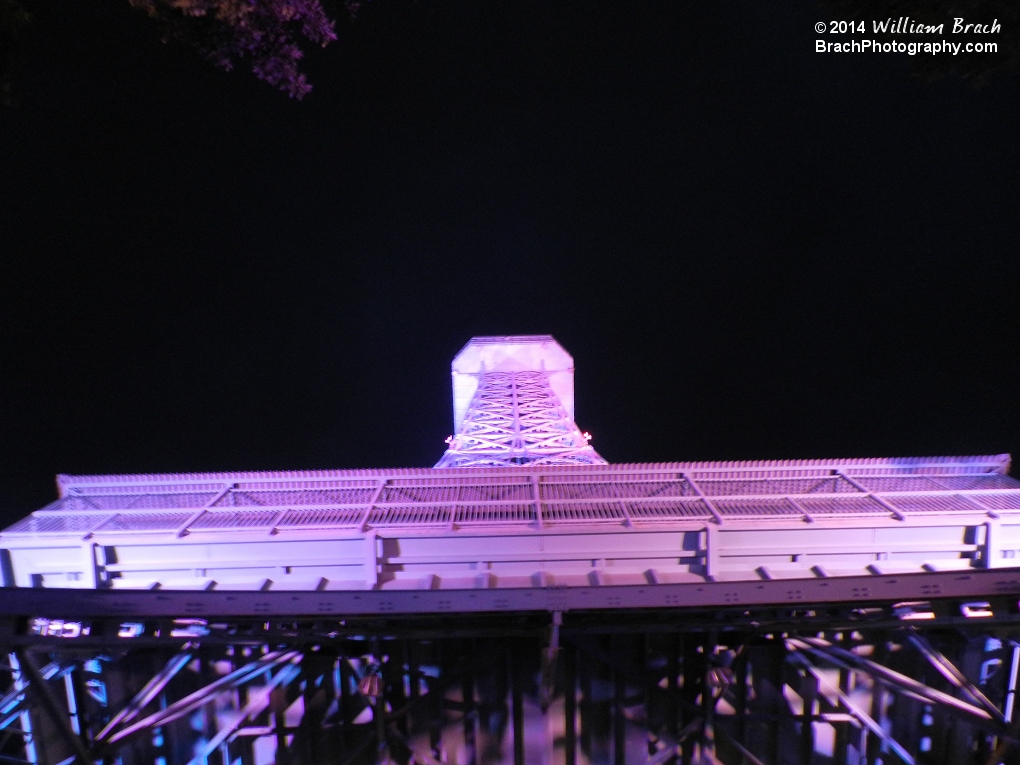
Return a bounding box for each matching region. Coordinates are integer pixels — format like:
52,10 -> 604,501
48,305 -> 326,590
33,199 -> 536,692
2,336 -> 1020,765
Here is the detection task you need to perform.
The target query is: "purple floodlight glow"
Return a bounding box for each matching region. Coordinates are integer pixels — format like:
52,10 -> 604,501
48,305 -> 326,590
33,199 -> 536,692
435,335 -> 606,468
0,336 -> 1018,598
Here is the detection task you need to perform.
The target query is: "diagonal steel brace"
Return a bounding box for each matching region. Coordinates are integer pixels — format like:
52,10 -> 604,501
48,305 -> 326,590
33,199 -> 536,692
788,649 -> 915,765
906,631 -> 1005,722
789,636 -> 998,727
103,649 -> 300,746
185,660 -> 301,765
13,650 -> 94,765
95,649 -> 194,741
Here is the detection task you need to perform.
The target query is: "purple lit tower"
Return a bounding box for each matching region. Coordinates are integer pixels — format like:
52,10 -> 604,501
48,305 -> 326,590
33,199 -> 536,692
435,336 -> 605,467
1,334 -> 1020,591
2,334 -> 1017,594
1,336 -> 1019,765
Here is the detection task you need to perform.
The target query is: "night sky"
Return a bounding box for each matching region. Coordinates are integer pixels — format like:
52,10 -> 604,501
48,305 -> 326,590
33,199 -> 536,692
1,1 -> 1018,526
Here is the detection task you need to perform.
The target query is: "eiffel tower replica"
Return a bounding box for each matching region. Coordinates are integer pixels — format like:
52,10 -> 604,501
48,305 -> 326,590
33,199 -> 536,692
434,335 -> 605,467
2,336 -> 1020,765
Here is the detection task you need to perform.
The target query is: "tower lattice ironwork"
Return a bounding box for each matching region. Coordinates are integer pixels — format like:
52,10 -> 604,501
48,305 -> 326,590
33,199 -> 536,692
435,335 -> 605,468
434,369 -> 605,467
3,335 -> 1020,765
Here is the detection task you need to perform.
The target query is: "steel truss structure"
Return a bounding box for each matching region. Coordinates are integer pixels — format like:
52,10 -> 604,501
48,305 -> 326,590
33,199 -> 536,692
435,336 -> 605,467
4,600 -> 1020,765
434,369 -> 606,468
3,335 -> 1020,763
3,454 -> 1020,592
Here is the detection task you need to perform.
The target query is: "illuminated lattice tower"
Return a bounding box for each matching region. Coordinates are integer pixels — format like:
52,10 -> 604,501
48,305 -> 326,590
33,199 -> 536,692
3,336 -> 1020,765
434,335 -> 606,467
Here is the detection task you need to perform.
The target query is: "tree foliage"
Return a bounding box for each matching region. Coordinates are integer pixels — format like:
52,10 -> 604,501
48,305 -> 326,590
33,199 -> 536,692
128,0 -> 340,98
2,0 -> 1014,106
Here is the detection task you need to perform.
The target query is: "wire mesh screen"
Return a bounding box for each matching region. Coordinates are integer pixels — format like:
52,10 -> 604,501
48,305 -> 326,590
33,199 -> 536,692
380,486 -> 460,504
883,495 -> 985,514
714,498 -> 803,517
368,505 -> 452,526
627,499 -> 713,520
614,481 -> 696,499
43,496 -> 107,512
8,461 -> 1020,542
123,493 -> 220,509
277,507 -> 367,528
542,502 -> 625,523
72,483 -> 224,495
853,476 -> 950,493
970,493 -> 1020,511
232,480 -> 377,490
459,484 -> 533,502
52,493 -> 217,511
215,488 -> 376,507
934,475 -> 1020,491
796,496 -> 892,516
188,511 -> 280,530
541,483 -> 619,500
96,513 -> 194,533
454,504 -> 537,524
4,514 -> 114,535
694,477 -> 860,496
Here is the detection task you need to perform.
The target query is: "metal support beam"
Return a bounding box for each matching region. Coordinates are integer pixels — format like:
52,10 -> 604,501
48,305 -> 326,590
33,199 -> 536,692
95,649 -> 194,740
5,600 -> 1020,765
789,637 -> 1003,729
12,652 -> 92,765
184,661 -> 300,765
461,641 -> 475,765
511,644 -> 524,765
103,649 -> 300,746
613,634 -> 626,765
1005,641 -> 1020,729
564,641 -> 577,765
906,632 -> 1005,722
789,652 -> 916,765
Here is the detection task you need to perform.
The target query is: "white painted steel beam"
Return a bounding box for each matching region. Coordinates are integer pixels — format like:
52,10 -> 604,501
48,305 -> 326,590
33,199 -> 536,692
0,333 -> 1017,599
2,458 -> 1019,594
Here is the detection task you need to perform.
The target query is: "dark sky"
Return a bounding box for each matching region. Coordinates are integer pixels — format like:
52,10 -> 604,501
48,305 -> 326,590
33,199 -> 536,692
1,0 -> 1018,525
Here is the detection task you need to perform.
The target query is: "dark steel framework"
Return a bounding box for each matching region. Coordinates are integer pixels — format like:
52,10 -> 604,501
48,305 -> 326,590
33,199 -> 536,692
4,592 -> 1020,765
7,341 -> 1020,763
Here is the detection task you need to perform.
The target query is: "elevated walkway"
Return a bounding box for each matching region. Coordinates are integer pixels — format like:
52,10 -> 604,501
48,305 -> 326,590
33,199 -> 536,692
2,455 -> 1018,599
2,335 -> 1018,604
2,336 -> 1020,765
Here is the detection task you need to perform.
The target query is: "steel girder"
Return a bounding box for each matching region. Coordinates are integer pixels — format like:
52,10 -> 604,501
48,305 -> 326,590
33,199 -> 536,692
435,370 -> 606,467
4,607 -> 1020,765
